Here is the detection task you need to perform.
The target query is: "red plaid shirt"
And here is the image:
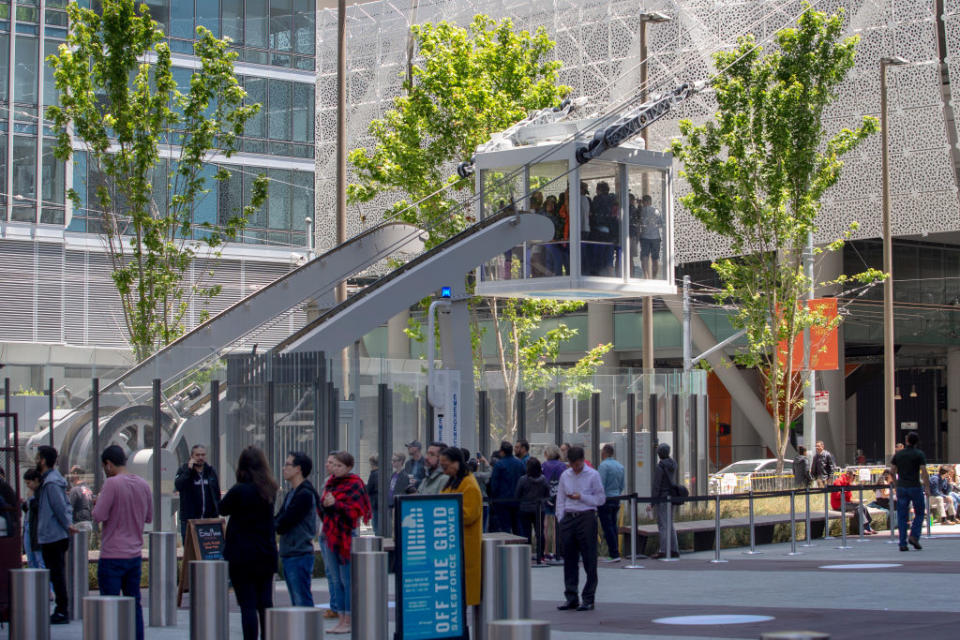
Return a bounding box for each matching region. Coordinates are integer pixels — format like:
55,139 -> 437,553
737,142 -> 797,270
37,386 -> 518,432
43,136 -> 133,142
321,473 -> 371,562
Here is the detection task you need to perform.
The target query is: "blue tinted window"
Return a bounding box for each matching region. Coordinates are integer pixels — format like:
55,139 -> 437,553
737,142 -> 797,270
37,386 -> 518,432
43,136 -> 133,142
267,79 -> 291,140
14,34 -> 37,104
222,0 -> 243,44
245,0 -> 267,48
170,0 -> 194,39
196,0 -> 219,37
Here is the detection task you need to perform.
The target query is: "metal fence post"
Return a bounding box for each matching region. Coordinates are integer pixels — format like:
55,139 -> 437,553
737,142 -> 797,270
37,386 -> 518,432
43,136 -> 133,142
802,490 -> 814,547
623,495 -> 643,569
836,489 -> 851,550
48,377 -> 55,447
926,492 -> 934,538
92,378 -> 101,494
710,493 -> 726,564
744,489 -> 760,555
488,620 -> 551,640
856,486 -> 867,542
209,380 -> 220,474
351,551 -> 388,640
497,544 -> 532,620
823,488 -> 833,539
887,488 -> 899,544
149,531 -> 177,626
663,497 -> 678,562
190,560 -> 229,640
152,379 -> 162,531
787,491 -> 800,556
67,529 -> 90,620
83,595 -> 135,640
10,568 -> 49,640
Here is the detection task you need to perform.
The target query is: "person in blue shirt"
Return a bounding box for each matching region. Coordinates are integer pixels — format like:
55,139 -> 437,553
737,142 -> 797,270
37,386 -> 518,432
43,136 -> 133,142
929,466 -> 958,525
596,444 -> 625,561
516,440 -> 531,467
489,441 -> 525,534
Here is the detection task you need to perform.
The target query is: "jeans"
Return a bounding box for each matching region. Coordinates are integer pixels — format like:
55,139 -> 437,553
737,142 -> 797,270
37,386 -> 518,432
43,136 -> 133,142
320,537 -> 351,613
281,554 -> 315,607
896,486 -> 926,547
597,500 -> 621,558
655,501 -> 679,555
559,511 -> 598,605
40,537 -> 69,617
98,556 -> 144,640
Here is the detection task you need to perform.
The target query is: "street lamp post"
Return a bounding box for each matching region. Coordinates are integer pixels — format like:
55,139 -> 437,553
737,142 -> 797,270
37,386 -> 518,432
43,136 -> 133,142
881,56 -> 908,459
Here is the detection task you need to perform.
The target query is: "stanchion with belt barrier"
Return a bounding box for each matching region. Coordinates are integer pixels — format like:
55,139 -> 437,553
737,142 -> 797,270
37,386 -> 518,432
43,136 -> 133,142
822,488 -> 833,539
67,528 -> 90,621
787,490 -> 800,556
352,551 -> 389,640
488,619 -> 551,640
744,488 -> 760,555
10,568 -> 49,640
925,492 -> 935,539
83,595 -> 136,640
836,489 -> 851,549
886,487 -> 899,544
623,494 -> 643,569
189,560 -> 229,640
710,493 -> 726,564
856,486 -> 868,543
662,496 -> 677,562
802,490 -> 814,547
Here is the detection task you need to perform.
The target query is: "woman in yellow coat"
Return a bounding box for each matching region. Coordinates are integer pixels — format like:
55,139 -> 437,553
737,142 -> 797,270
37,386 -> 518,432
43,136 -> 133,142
439,447 -> 483,606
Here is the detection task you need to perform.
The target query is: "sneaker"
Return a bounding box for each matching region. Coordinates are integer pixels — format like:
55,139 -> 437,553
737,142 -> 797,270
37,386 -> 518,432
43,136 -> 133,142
601,556 -> 621,563
899,545 -> 909,552
50,612 -> 69,625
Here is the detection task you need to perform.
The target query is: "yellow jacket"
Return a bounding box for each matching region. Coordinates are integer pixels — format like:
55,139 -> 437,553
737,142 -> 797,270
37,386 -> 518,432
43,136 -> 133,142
441,473 -> 483,605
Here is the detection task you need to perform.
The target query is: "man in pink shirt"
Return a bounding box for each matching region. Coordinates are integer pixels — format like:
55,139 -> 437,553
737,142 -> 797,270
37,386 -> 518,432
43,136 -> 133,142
92,445 -> 152,640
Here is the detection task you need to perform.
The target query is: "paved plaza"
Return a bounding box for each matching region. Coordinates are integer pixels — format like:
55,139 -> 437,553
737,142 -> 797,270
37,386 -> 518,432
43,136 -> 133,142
47,525 -> 960,640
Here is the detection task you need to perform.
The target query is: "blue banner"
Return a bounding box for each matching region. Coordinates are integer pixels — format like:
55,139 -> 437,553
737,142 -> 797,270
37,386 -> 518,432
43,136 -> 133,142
395,494 -> 466,640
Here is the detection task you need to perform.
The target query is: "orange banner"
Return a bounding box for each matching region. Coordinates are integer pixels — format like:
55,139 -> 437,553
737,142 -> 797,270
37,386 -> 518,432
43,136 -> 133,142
777,298 -> 839,371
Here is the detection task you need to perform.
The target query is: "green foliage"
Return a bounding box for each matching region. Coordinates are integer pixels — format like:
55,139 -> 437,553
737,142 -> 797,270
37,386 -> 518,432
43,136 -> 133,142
348,15 -> 569,249
46,0 -> 268,361
670,5 -> 882,463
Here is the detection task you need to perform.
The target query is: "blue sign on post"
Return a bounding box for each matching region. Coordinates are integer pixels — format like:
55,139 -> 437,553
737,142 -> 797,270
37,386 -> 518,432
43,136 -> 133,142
395,494 -> 466,640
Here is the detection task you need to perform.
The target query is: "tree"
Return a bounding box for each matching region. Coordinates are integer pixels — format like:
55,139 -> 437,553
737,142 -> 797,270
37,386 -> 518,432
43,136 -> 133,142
47,0 -> 267,361
670,5 -> 883,468
349,15 -> 612,437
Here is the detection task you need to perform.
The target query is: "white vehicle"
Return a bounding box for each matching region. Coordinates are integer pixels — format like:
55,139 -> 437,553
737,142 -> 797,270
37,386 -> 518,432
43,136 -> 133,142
708,458 -> 795,495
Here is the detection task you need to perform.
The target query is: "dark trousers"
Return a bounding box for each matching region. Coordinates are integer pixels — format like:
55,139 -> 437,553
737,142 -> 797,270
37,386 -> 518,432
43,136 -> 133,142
230,566 -> 274,640
99,557 -> 144,640
597,500 -> 620,558
896,486 -> 925,547
518,511 -> 544,559
559,510 -> 598,605
40,537 -> 70,616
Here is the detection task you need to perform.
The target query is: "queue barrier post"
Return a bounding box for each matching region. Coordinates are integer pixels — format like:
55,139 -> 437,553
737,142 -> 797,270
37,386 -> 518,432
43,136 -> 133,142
744,489 -> 760,555
488,619 -> 551,640
856,486 -> 867,543
823,488 -> 833,539
351,551 -> 388,640
802,490 -> 814,547
787,490 -> 800,556
623,495 -> 643,569
836,489 -> 851,550
83,595 -> 136,640
189,560 -> 229,640
662,497 -> 677,562
887,489 -> 899,545
710,493 -> 726,564
10,568 -> 49,640
264,607 -> 323,640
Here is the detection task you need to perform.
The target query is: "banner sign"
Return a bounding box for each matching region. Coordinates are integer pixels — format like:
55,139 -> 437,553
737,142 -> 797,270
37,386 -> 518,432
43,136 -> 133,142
394,494 -> 466,640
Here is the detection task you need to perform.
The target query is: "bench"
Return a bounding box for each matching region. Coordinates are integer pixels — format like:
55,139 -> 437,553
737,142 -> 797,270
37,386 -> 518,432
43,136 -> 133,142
618,509 -> 890,554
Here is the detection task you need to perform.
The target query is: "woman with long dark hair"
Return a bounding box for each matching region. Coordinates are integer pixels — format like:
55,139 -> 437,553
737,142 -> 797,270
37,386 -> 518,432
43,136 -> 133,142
439,447 -> 482,610
220,447 -> 279,640
319,451 -> 371,635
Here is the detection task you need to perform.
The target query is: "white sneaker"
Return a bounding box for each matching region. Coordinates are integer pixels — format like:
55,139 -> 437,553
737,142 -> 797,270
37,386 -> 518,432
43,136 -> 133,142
601,556 -> 621,563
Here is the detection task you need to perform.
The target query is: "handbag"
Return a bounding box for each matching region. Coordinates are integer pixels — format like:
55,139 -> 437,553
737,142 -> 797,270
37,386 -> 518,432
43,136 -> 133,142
661,460 -> 689,502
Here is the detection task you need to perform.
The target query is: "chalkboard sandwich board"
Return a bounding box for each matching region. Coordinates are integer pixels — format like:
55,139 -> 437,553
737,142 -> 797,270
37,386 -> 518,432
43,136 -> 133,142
176,518 -> 226,606
394,494 -> 466,640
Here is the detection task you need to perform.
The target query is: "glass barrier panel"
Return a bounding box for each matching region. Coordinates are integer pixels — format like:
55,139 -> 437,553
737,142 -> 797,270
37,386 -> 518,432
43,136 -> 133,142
480,167 -> 525,281
579,162 -> 623,277
528,161 -> 569,278
627,167 -> 668,281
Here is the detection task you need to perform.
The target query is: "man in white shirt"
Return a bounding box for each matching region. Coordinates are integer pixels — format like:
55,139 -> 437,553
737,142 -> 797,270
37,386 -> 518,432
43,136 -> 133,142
555,446 -> 606,611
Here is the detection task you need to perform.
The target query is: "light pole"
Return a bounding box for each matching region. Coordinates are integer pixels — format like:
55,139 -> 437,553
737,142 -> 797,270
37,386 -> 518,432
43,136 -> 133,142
881,56 -> 908,459
639,10 -> 671,376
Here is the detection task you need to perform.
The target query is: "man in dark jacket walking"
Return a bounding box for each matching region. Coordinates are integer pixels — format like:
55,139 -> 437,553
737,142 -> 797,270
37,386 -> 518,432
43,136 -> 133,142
793,446 -> 812,488
649,443 -> 679,560
490,441 -> 525,534
811,441 -> 835,487
275,451 -> 320,607
174,444 -> 221,544
35,445 -> 73,624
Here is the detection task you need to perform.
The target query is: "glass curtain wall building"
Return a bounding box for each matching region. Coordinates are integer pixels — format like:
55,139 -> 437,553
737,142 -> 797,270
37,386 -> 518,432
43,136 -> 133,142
2,0 -> 315,247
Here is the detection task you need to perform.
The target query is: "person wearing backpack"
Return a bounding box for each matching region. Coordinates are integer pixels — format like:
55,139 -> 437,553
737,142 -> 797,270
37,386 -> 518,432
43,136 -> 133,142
793,446 -> 812,489
542,445 -> 567,563
649,443 -> 679,559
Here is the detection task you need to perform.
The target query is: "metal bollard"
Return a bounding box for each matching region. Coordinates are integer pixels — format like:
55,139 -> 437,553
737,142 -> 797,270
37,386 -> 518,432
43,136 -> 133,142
710,493 -> 726,564
887,489 -> 899,544
189,560 -> 229,640
836,489 -> 850,549
68,529 -> 90,620
759,632 -> 829,639
802,490 -> 814,547
149,531 -> 177,627
856,486 -> 867,542
744,489 -> 760,555
351,551 -> 388,640
83,595 -> 135,640
787,491 -> 800,556
10,568 -> 49,640
822,489 -> 833,539
488,619 -> 551,640
623,495 -> 643,569
497,544 -> 532,620
264,607 -> 323,640
352,535 -> 383,553
663,497 -> 677,562
474,534 -> 508,640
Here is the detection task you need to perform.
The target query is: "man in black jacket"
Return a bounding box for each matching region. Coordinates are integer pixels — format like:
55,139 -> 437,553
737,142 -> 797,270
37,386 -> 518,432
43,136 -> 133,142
811,441 -> 836,487
174,445 -> 221,544
275,451 -> 320,607
649,443 -> 679,559
793,446 -> 812,488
